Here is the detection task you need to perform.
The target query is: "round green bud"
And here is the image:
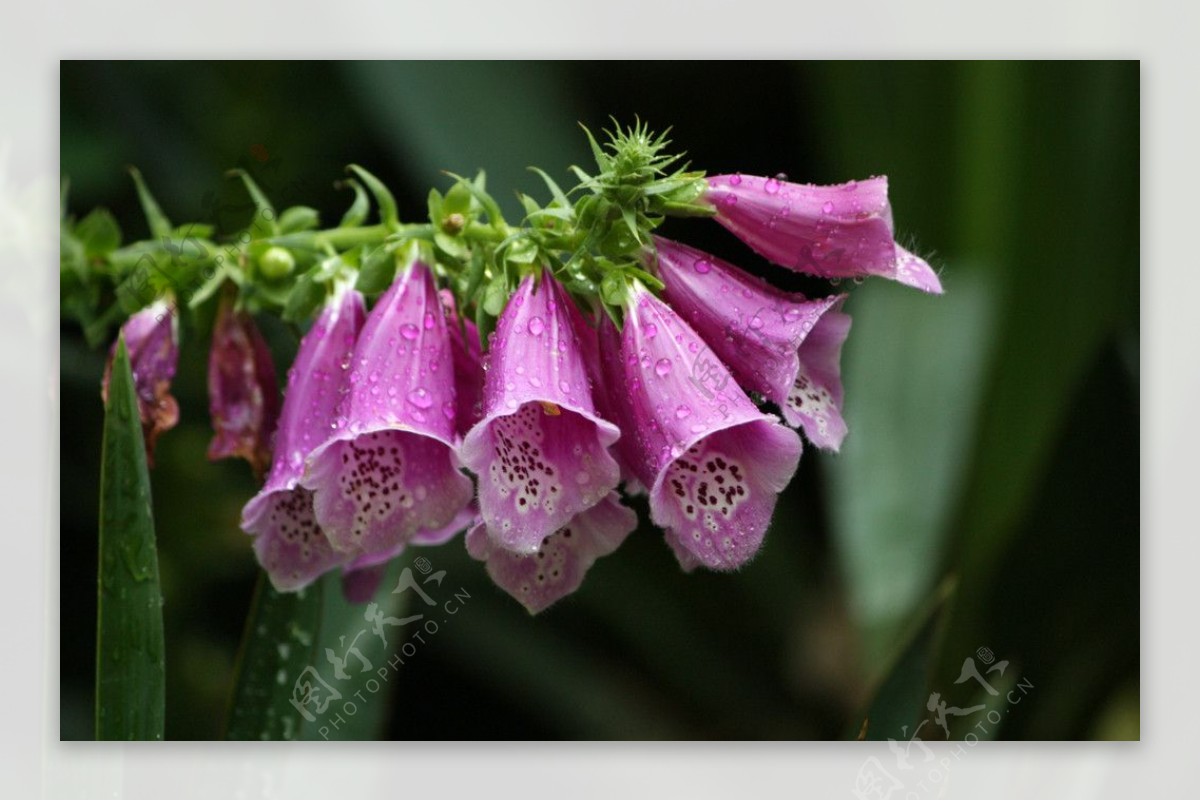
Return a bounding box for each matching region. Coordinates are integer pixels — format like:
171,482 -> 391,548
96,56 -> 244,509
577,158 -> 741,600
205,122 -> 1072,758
258,246 -> 295,279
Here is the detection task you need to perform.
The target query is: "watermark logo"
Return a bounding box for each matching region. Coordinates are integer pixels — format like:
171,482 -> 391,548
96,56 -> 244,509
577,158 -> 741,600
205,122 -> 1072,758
287,559 -> 471,739
853,648 -> 1034,800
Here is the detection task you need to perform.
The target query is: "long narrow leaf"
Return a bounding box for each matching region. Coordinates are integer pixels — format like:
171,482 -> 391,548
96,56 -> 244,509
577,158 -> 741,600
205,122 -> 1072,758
95,337 -> 165,740
225,574 -> 324,740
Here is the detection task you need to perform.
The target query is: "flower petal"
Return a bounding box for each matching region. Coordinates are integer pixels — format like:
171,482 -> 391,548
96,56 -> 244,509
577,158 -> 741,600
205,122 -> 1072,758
784,307 -> 851,450
240,286 -> 366,591
302,261 -> 472,557
339,503 -> 478,602
442,289 -> 485,438
101,300 -> 179,465
465,492 -> 635,613
600,284 -> 801,571
705,174 -> 942,294
653,235 -> 851,450
461,273 -> 620,553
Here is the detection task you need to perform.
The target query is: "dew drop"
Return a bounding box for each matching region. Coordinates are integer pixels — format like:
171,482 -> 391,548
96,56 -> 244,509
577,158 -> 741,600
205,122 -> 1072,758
654,358 -> 673,377
407,388 -> 433,409
401,323 -> 419,340
729,174 -> 742,186
822,200 -> 835,214
764,177 -> 781,195
644,323 -> 658,338
423,311 -> 435,329
694,258 -> 712,274
528,317 -> 545,336
675,404 -> 691,419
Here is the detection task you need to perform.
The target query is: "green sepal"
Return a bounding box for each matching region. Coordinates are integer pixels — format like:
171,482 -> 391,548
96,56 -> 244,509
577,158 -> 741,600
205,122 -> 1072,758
75,208 -> 122,258
338,178 -> 370,228
279,206 -> 321,234
128,167 -> 173,240
283,269 -> 327,323
356,245 -> 398,296
347,164 -> 399,231
227,169 -> 279,238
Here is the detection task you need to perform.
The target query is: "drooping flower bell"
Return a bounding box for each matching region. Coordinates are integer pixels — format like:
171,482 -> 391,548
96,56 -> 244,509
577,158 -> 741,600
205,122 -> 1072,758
337,289 -> 485,602
652,236 -> 851,450
301,260 -> 473,558
460,272 -> 621,554
703,174 -> 943,294
465,491 -> 636,613
206,289 -> 281,476
100,298 -> 179,465
600,282 -> 802,571
240,285 -> 366,591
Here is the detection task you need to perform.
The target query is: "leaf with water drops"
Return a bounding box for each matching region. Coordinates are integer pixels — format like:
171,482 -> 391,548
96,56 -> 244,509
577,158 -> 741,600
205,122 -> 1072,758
95,336 -> 165,740
225,573 -> 324,740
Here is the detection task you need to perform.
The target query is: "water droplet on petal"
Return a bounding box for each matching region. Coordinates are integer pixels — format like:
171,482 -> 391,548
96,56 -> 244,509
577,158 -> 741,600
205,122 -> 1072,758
694,258 -> 712,274
654,358 -> 673,377
644,323 -> 658,338
729,174 -> 742,186
764,177 -> 781,195
822,200 -> 835,214
401,324 -> 419,340
528,317 -> 545,336
675,405 -> 691,419
423,311 -> 435,329
407,388 -> 433,409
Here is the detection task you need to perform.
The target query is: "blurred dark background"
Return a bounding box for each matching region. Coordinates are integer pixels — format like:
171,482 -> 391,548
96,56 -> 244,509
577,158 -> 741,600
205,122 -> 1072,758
60,61 -> 1139,740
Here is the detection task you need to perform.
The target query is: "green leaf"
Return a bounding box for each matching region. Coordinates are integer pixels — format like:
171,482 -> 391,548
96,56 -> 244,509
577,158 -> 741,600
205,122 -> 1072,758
95,337 -> 165,740
279,205 -> 321,234
426,187 -> 445,228
283,270 -> 326,323
527,166 -> 572,209
225,559 -> 425,740
227,169 -> 279,237
224,574 -> 324,740
828,271 -> 998,663
297,560 -> 414,740
75,208 -> 122,258
599,271 -> 627,306
433,231 -> 469,260
356,246 -> 397,296
852,578 -> 955,741
128,167 -> 173,240
339,179 -> 370,228
580,123 -> 611,172
347,164 -> 399,230
482,271 -> 509,316
445,171 -> 505,229
187,265 -> 232,310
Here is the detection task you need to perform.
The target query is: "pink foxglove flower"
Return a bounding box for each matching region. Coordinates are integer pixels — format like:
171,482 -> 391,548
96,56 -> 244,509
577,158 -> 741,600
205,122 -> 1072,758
302,260 -> 473,557
653,236 -> 851,450
460,273 -> 620,554
704,174 -> 942,294
101,299 -> 179,465
338,291 -> 484,603
206,291 -> 281,476
600,283 -> 801,570
465,492 -> 635,613
240,286 -> 366,591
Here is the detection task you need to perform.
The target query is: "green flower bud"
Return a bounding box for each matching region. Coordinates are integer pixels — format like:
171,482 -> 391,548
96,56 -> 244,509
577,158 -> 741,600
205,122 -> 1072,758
258,246 -> 295,279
